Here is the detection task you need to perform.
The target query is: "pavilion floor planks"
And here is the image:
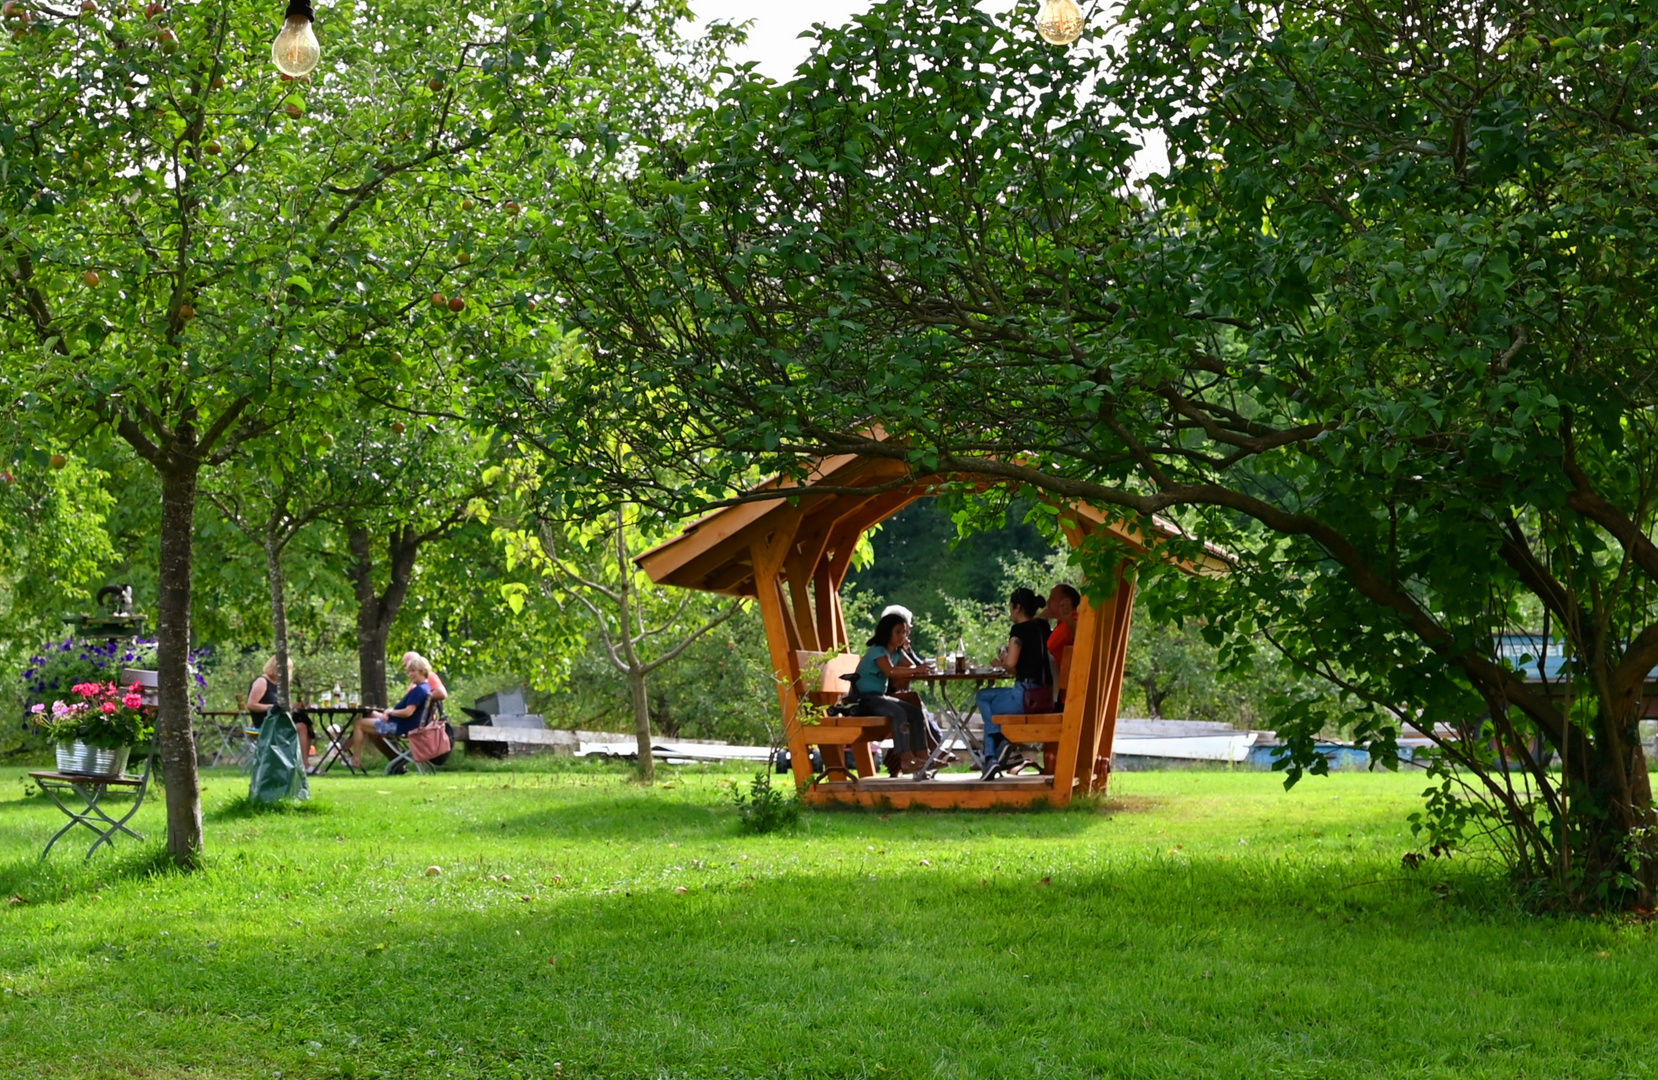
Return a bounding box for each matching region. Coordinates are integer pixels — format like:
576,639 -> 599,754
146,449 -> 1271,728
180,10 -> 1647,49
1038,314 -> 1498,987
805,771 -> 1067,810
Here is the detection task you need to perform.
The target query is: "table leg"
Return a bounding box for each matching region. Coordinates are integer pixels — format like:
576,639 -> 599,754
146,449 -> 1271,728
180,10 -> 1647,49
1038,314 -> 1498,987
310,717 -> 364,776
920,681 -> 987,775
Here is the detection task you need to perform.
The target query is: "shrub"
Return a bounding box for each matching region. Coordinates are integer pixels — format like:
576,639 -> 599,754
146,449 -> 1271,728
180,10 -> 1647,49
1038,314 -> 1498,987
731,769 -> 800,834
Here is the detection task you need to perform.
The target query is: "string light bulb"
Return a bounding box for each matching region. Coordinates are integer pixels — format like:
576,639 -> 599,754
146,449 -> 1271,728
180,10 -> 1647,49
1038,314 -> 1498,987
271,0 -> 320,77
1035,0 -> 1084,45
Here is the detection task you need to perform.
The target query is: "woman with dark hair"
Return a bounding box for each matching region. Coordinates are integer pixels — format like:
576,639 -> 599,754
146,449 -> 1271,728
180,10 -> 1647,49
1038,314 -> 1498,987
855,612 -> 932,775
976,586 -> 1051,776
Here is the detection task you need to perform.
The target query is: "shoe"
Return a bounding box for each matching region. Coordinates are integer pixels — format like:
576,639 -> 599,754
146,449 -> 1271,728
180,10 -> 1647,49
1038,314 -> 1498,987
386,760 -> 408,776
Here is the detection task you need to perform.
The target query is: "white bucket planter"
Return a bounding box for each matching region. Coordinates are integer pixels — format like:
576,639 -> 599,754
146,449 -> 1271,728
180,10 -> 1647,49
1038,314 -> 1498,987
55,741 -> 130,777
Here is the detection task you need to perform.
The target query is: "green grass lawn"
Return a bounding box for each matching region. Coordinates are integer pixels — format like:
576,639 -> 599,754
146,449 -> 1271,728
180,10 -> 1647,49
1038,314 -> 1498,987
1,760 -> 1655,1079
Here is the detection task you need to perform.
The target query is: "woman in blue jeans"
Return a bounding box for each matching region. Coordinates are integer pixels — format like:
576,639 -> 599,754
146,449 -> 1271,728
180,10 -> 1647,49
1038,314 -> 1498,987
977,587 -> 1051,777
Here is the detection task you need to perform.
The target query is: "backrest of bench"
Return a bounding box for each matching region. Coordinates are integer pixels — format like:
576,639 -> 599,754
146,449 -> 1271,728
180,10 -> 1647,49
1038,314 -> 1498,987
820,652 -> 861,694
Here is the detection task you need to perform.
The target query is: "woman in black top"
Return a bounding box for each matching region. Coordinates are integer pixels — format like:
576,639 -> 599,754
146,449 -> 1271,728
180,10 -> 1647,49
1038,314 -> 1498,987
976,587 -> 1050,773
246,655 -> 313,760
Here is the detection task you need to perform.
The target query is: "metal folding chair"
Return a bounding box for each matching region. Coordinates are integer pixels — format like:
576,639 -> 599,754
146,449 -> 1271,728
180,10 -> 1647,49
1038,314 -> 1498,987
382,699 -> 442,776
29,740 -> 159,859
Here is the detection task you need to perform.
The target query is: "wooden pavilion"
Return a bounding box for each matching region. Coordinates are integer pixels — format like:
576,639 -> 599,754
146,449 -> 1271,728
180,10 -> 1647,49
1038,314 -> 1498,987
635,452 -> 1223,809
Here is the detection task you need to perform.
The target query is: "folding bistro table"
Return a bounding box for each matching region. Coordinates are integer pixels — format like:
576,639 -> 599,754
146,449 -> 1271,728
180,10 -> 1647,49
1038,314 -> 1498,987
197,708 -> 253,767
907,667 -> 1010,774
302,706 -> 370,775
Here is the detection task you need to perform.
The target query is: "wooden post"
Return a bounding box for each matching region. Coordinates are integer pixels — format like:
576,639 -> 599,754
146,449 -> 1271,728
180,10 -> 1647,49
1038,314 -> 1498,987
751,511 -> 809,791
1082,569 -> 1136,794
813,563 -> 840,650
1047,592 -> 1103,806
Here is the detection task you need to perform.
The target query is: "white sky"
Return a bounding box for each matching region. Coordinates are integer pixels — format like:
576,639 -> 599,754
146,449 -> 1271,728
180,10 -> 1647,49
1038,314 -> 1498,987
693,1 -> 1019,81
687,2 -> 1166,174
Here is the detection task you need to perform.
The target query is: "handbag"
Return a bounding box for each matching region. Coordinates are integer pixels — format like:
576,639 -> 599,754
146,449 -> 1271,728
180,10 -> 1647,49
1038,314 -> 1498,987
407,720 -> 452,762
1022,684 -> 1057,714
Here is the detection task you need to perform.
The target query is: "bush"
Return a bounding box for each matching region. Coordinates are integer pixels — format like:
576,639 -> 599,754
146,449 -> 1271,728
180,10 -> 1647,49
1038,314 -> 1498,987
730,770 -> 800,834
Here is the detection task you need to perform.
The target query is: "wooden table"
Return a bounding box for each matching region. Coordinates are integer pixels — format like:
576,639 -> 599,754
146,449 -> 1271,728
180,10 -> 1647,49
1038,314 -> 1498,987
907,668 -> 1010,772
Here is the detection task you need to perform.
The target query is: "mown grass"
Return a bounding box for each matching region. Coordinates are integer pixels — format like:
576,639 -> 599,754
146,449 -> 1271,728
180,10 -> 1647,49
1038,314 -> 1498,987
1,760 -> 1655,1079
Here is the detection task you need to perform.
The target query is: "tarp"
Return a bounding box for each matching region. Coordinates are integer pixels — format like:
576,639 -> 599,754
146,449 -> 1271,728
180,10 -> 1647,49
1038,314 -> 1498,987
248,704 -> 310,804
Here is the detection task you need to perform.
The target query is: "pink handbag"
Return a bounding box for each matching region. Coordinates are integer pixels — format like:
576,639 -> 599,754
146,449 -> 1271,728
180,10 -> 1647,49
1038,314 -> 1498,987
407,722 -> 451,762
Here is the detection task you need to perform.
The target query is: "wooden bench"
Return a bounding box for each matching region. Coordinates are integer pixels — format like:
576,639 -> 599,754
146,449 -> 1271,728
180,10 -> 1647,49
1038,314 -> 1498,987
796,651 -> 891,781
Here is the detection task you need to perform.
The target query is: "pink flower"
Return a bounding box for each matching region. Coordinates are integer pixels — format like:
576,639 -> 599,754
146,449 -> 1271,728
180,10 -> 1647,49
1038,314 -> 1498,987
29,703 -> 44,714
72,682 -> 98,697
100,701 -> 117,714
123,694 -> 144,709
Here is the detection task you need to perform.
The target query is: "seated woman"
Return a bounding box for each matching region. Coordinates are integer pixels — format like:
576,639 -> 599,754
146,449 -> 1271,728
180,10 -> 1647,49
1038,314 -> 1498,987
347,655 -> 434,768
879,603 -> 949,760
246,655 -> 313,761
856,612 -> 933,776
402,651 -> 448,703
976,587 -> 1052,778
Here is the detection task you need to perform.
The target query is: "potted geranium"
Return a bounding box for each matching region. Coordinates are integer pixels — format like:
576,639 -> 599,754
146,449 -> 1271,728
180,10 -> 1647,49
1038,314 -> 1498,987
30,680 -> 154,776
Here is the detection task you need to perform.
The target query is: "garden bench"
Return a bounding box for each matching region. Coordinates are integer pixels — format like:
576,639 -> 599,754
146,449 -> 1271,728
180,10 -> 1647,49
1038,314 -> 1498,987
797,650 -> 890,781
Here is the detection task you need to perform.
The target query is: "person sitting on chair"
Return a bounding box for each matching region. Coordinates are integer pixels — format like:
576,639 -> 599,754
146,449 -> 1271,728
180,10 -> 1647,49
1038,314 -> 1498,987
348,655 -> 433,769
976,587 -> 1051,776
401,652 -> 448,703
856,612 -> 932,775
246,655 -> 313,761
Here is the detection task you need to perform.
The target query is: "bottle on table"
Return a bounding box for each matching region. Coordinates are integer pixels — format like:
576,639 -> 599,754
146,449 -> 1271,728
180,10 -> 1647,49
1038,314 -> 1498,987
332,682 -> 344,708
956,637 -> 967,674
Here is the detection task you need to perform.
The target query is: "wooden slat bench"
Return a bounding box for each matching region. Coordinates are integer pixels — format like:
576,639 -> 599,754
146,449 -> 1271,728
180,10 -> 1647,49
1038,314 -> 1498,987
796,651 -> 890,781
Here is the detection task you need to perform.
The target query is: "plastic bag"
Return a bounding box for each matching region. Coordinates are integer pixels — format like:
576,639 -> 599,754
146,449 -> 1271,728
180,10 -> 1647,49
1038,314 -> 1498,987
248,704 -> 310,804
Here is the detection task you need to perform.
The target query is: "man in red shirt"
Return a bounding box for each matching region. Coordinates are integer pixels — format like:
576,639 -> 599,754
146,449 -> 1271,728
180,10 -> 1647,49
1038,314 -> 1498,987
1043,583 -> 1081,688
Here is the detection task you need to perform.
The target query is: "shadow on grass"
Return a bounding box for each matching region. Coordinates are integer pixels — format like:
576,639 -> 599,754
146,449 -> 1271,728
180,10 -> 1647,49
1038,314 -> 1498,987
0,857 -> 1528,1079
210,794 -> 333,822
0,841 -> 186,904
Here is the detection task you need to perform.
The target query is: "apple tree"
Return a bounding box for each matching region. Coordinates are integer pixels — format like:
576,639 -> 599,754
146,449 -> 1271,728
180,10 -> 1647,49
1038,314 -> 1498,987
0,0 -> 718,865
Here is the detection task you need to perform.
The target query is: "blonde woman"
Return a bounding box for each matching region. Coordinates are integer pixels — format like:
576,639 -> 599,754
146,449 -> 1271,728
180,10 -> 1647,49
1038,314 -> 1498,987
401,651 -> 448,702
348,654 -> 434,769
246,655 -> 313,759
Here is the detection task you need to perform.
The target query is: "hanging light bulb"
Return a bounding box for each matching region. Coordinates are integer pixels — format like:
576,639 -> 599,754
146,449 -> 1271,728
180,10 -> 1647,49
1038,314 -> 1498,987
271,0 -> 320,77
1035,0 -> 1085,46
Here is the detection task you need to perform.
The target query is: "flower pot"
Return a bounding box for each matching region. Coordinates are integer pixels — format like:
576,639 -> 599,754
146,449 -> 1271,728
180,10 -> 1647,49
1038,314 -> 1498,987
55,741 -> 130,777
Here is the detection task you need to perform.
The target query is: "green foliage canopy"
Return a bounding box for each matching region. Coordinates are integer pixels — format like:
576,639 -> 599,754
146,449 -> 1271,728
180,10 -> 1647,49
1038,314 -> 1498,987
504,0 -> 1658,905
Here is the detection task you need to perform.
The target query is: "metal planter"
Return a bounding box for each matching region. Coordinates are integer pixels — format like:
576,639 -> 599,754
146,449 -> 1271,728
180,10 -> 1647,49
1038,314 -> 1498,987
55,741 -> 130,777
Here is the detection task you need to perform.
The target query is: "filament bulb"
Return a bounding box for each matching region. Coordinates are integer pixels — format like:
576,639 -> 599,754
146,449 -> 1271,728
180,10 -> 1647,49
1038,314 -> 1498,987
271,0 -> 319,77
1035,0 -> 1085,45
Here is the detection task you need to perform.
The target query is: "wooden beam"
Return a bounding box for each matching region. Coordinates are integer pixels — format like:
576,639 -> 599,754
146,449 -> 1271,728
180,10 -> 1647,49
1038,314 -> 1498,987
813,562 -> 841,650
1075,567 -> 1134,793
1046,588 -> 1101,807
1088,570 -> 1137,794
751,514 -> 811,792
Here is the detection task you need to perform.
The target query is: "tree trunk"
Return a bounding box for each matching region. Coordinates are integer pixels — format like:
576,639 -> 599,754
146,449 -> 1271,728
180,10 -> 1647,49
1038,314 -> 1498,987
348,524 -> 424,708
263,535 -> 290,707
156,462 -> 204,868
628,664 -> 654,784
1141,677 -> 1165,719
